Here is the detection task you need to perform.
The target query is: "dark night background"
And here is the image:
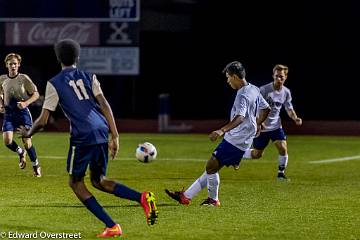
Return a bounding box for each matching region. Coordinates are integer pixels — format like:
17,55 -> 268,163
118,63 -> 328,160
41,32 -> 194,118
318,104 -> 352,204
0,0 -> 359,121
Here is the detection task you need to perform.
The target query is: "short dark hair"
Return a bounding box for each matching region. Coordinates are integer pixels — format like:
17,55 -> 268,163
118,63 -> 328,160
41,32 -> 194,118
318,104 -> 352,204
54,39 -> 80,66
273,64 -> 288,76
223,61 -> 246,79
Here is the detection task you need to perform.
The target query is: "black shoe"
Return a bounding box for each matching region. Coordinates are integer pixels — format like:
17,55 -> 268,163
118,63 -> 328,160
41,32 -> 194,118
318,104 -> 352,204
277,172 -> 289,181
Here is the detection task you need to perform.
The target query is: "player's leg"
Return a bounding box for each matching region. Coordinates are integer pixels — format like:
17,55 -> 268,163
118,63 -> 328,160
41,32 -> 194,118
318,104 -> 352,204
201,139 -> 244,206
22,137 -> 41,177
69,175 -> 122,237
165,150 -> 222,205
201,155 -> 222,206
182,171 -> 207,200
243,132 -> 270,159
3,130 -> 26,169
165,163 -> 216,205
91,174 -> 142,201
271,128 -> 288,180
274,140 -> 288,180
20,113 -> 41,176
243,148 -> 264,159
67,144 -> 122,237
165,163 -> 217,206
89,143 -> 158,225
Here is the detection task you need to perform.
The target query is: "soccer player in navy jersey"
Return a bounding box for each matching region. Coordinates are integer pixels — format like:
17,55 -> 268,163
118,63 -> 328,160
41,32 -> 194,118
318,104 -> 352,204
0,53 -> 41,177
242,64 -> 302,180
18,39 -> 158,237
166,61 -> 271,206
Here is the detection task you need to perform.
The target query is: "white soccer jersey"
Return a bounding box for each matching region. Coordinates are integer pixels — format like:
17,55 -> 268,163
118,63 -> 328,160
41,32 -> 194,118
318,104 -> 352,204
260,82 -> 293,131
224,83 -> 269,151
0,73 -> 38,108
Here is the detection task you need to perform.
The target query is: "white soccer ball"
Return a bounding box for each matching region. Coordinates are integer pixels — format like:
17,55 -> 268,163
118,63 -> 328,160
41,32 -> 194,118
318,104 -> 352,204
135,142 -> 157,163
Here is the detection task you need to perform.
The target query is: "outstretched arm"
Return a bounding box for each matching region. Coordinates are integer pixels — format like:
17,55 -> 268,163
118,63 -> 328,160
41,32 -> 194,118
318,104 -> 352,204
95,94 -> 119,159
209,115 -> 244,141
18,108 -> 51,137
287,109 -> 302,126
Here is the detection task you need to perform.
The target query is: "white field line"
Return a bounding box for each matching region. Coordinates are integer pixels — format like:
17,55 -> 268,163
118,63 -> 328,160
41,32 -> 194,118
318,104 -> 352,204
0,155 -> 276,163
308,155 -> 360,164
0,155 -> 206,162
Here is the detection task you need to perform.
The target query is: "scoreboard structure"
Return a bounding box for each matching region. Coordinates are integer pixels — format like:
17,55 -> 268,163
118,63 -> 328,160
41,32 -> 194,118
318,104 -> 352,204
0,0 -> 140,75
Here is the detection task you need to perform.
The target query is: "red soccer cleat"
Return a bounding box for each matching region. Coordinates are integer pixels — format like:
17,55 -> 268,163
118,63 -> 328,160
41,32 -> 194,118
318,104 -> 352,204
200,197 -> 221,207
97,223 -> 122,238
165,189 -> 191,205
140,191 -> 158,225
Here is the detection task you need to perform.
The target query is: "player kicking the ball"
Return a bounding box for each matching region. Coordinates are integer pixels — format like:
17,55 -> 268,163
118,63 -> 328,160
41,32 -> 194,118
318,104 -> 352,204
18,39 -> 158,237
166,61 -> 270,206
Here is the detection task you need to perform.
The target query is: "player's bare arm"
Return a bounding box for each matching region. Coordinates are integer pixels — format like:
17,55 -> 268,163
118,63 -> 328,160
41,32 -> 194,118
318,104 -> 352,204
209,115 -> 244,141
0,96 -> 4,113
0,86 -> 4,113
17,108 -> 51,137
287,109 -> 302,126
256,107 -> 271,135
257,107 -> 271,126
95,93 -> 119,159
17,91 -> 40,109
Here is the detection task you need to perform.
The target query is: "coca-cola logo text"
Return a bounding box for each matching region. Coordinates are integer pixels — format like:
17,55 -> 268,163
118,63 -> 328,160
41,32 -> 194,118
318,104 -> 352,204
28,23 -> 94,44
5,22 -> 100,46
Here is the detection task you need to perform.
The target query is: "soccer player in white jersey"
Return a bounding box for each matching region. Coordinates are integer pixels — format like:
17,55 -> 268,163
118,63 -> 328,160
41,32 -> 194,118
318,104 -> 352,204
18,39 -> 158,237
165,61 -> 271,206
0,53 -> 41,177
242,64 -> 302,180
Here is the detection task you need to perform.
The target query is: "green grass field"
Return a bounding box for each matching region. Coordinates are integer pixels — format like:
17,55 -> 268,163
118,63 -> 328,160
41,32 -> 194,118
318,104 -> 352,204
0,133 -> 360,240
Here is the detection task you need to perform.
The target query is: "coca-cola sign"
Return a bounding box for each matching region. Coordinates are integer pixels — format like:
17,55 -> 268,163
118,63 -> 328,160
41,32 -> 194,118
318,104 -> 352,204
5,22 -> 100,46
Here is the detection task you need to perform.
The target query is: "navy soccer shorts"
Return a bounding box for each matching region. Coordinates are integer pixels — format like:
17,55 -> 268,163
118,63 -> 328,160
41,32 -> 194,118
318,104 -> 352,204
252,128 -> 287,150
67,143 -> 109,178
2,108 -> 33,132
212,139 -> 245,167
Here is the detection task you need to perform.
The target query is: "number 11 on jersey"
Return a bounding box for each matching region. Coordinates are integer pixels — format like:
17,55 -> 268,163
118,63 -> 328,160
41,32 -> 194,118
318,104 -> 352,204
69,79 -> 89,100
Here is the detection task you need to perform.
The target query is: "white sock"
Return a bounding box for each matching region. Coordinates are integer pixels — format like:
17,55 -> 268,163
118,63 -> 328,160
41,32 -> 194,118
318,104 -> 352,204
184,171 -> 207,199
16,147 -> 24,155
207,172 -> 220,200
32,159 -> 39,167
278,155 -> 288,172
242,149 -> 253,159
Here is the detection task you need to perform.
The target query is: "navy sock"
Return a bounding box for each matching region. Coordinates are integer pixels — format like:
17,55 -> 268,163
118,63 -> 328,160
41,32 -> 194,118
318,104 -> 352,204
6,141 -> 21,153
83,196 -> 116,228
26,146 -> 38,164
113,183 -> 141,202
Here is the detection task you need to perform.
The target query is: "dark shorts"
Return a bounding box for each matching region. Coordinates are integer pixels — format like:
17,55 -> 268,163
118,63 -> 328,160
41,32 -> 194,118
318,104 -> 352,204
212,139 -> 245,167
252,128 -> 287,150
2,108 -> 33,132
67,143 -> 109,178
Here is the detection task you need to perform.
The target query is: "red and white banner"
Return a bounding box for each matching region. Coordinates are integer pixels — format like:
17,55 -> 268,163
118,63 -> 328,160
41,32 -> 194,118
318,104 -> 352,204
5,22 -> 100,46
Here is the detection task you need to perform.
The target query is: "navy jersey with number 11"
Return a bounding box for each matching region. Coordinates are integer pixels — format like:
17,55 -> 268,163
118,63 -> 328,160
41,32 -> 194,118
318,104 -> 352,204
42,68 -> 108,146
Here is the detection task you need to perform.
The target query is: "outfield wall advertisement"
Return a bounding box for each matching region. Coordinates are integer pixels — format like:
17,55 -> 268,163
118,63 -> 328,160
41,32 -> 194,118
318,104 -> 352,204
5,22 -> 100,46
78,47 -> 139,75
